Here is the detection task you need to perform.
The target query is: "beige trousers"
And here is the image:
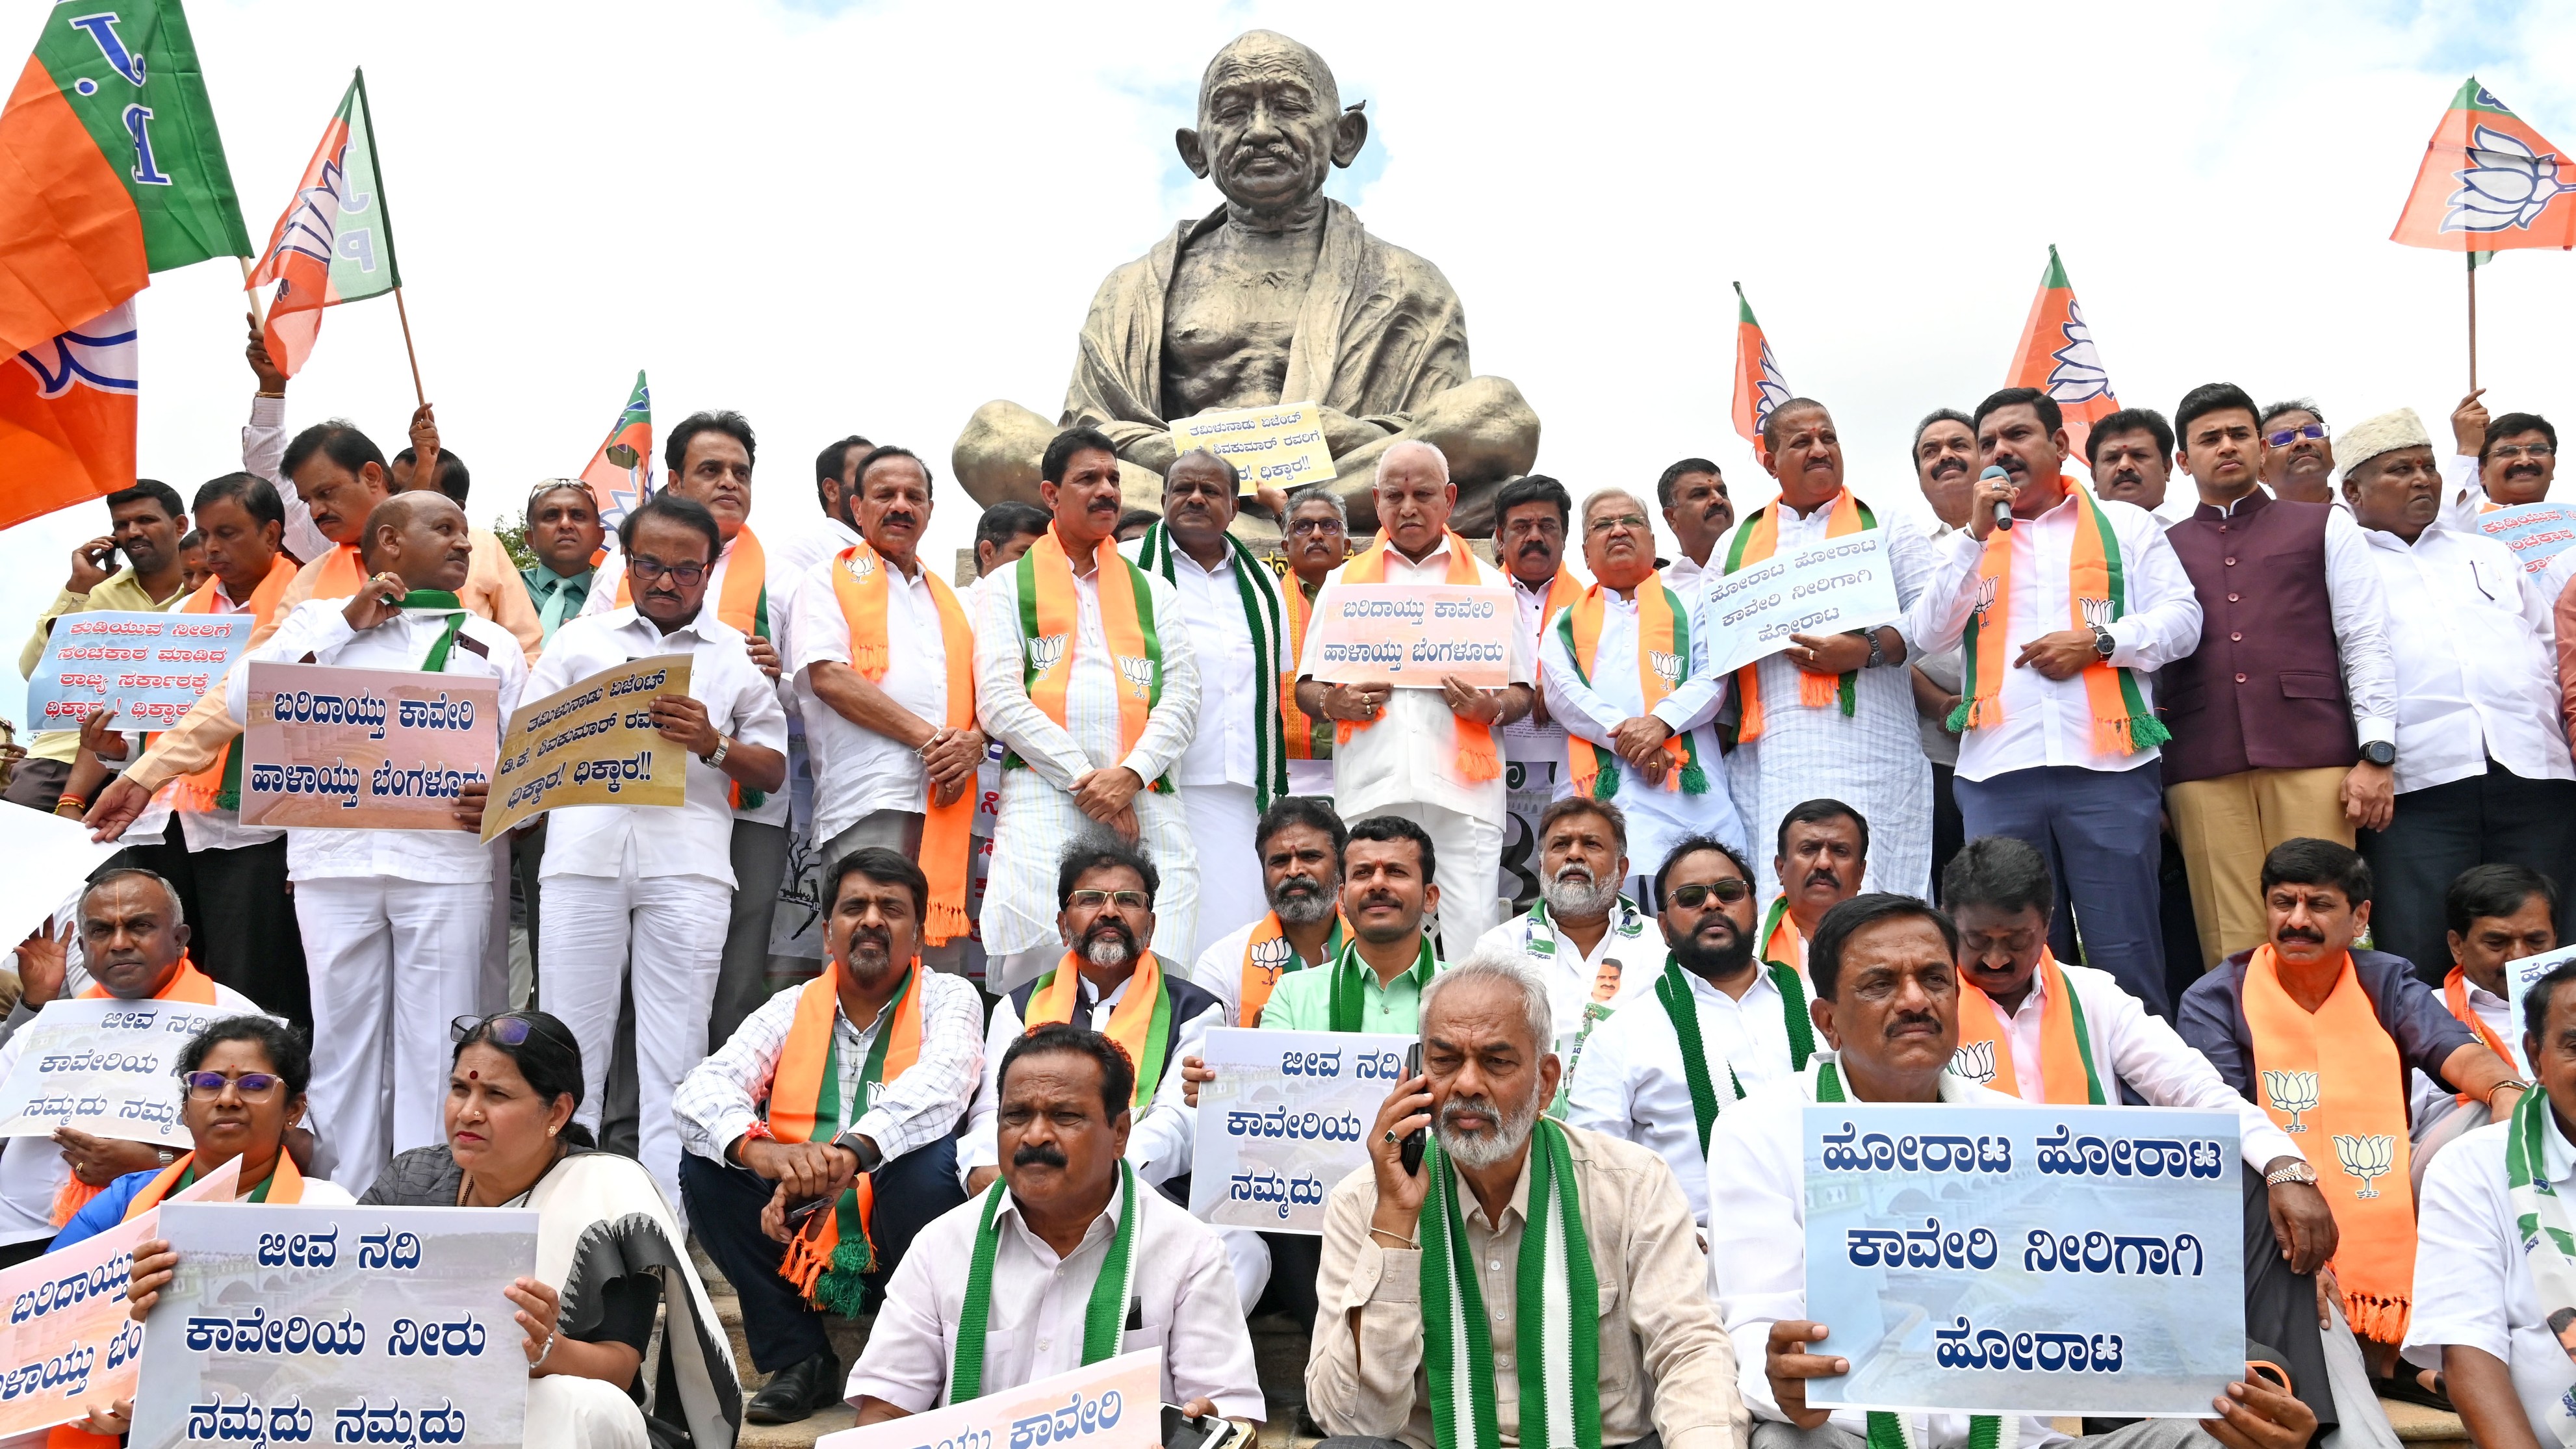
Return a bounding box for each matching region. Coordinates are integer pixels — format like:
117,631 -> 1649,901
2167,765 -> 2354,970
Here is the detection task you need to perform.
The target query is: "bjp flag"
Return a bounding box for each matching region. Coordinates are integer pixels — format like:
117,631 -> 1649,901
244,70 -> 402,378
2005,246 -> 2119,462
0,300 -> 138,532
2391,79 -> 2576,254
1730,281 -> 1792,446
578,370 -> 654,530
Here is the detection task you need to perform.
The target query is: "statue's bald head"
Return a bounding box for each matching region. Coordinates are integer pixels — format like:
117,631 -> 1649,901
1199,31 -> 1339,118
1181,31 -> 1368,217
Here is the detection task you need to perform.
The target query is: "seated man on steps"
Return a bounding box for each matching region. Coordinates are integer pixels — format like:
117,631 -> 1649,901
675,848 -> 983,1427
1712,893 -> 2321,1449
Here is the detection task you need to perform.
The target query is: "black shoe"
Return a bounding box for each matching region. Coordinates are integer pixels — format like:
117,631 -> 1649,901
744,1348 -> 842,1425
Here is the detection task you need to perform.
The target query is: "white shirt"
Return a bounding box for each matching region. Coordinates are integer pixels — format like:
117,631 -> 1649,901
1951,960 -> 2300,1170
765,513 -> 862,591
1471,898 -> 1659,1049
2405,1114 -> 2576,1443
973,551 -> 1198,793
1122,539 -> 1259,789
1296,537 -> 1537,818
1186,916 -> 1337,1027
957,970 -> 1219,1188
2359,520 -> 2571,794
1502,566 -> 1585,769
673,968 -> 983,1166
788,550 -> 964,843
1661,550 -> 1712,604
2186,495 -> 2399,747
1563,956 -> 1801,1224
2438,451 -> 2576,620
1537,580 -> 1747,868
526,606 -> 790,886
846,1173 -> 1263,1418
2412,977 -> 2512,1131
227,599 -> 528,884
1905,482 -> 2203,781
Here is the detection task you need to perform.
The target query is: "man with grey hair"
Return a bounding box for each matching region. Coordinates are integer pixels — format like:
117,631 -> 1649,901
1307,945 -> 1747,1449
1283,490 -> 1350,796
1473,795 -> 1655,1064
1295,442 -> 1536,952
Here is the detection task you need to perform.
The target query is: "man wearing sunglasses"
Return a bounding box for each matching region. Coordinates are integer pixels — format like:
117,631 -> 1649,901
2258,401 -> 2337,507
527,491 -> 790,1216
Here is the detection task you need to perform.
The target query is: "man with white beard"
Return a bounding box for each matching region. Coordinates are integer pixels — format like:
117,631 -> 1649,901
1472,797 -> 1655,1064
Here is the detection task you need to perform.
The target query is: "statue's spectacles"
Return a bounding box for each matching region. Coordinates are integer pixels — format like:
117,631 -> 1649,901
2265,423 -> 2328,447
1587,513 -> 1651,536
1667,880 -> 1751,908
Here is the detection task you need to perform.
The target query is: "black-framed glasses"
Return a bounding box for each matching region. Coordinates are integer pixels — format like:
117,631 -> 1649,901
1668,879 -> 1753,909
453,1011 -> 537,1046
2265,423 -> 2328,447
181,1070 -> 282,1101
1068,888 -> 1151,911
626,554 -> 706,588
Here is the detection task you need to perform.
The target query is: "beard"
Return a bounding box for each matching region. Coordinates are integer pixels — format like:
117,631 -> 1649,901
1081,921 -> 1139,968
1541,867 -> 1619,920
1435,1087 -> 1543,1170
1669,923 -> 1754,981
1271,873 -> 1340,927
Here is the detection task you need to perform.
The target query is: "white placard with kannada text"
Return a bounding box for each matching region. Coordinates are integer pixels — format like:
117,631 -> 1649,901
816,1346 -> 1162,1449
1187,1027 -> 1413,1234
1168,402 -> 1334,492
2501,943 -> 2576,1076
1699,529 -> 1903,678
0,995 -> 234,1146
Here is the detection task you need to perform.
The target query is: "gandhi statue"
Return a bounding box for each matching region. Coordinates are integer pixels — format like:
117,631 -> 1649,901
952,30 -> 1540,535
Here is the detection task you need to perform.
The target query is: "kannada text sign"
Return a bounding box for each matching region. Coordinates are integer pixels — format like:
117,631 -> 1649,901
1189,1027 -> 1413,1234
481,654 -> 693,841
239,662 -> 499,830
1306,583 -> 1512,690
0,996 -> 235,1146
23,610 -> 254,732
1168,402 -> 1333,492
1701,531 -> 1902,678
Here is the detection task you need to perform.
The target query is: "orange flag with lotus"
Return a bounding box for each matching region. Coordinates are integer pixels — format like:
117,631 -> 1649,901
2005,245 -> 2119,462
244,70 -> 402,379
578,370 -> 654,532
2390,79 -> 2575,253
1730,281 -> 1792,446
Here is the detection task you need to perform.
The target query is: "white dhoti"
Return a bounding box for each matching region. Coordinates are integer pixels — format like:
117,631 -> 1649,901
524,1376 -> 650,1448
980,769 -> 1199,989
1181,782 -> 1263,953
294,877 -> 491,1192
1723,656 -> 1934,902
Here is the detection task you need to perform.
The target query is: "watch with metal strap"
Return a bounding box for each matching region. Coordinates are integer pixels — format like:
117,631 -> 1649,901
703,735 -> 732,769
2088,622 -> 2117,660
2263,1160 -> 2317,1187
1860,629 -> 1885,669
2360,740 -> 2396,767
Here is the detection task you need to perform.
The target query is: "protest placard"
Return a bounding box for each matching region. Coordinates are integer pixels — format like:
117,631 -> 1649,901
1802,1103 -> 2243,1418
129,1203 -> 535,1449
2476,502 -> 2576,576
21,610 -> 257,733
1306,583 -> 1512,691
480,654 -> 693,841
1187,1027 -> 1411,1234
1699,530 -> 1903,679
0,1158 -> 238,1439
1168,401 -> 1334,492
237,661 -> 500,830
2499,944 -> 2576,1075
0,995 -> 237,1146
816,1346 -> 1161,1449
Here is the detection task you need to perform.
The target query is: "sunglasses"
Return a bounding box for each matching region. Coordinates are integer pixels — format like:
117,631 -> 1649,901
2265,423 -> 2328,448
452,1012 -> 545,1047
1668,879 -> 1753,910
181,1071 -> 282,1101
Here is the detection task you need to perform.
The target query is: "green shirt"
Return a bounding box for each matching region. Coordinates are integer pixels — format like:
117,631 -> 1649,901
1259,943 -> 1441,1032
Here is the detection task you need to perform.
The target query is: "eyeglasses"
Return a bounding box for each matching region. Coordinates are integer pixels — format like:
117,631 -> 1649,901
1667,879 -> 1753,909
1067,888 -> 1151,911
181,1071 -> 283,1101
452,1012 -> 538,1046
2265,423 -> 2328,447
1288,517 -> 1345,537
1587,513 -> 1651,536
2491,444 -> 2557,462
626,554 -> 706,587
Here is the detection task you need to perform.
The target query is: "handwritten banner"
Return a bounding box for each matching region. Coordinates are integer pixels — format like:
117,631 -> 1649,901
238,661 -> 500,831
1699,529 -> 1902,679
129,1204 -> 534,1448
817,1346 -> 1160,1449
1803,1103 -> 2243,1418
1188,1027 -> 1412,1234
1168,401 -> 1333,493
0,996 -> 236,1146
0,1157 -> 237,1438
23,610 -> 255,732
482,654 -> 693,841
2476,502 -> 2576,576
1306,583 -> 1512,691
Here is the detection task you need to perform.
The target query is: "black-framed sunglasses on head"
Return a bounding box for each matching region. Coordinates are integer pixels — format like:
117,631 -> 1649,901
1666,879 -> 1753,909
452,1012 -> 538,1047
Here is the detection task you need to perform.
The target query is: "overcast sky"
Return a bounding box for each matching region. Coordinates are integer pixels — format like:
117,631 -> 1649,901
6,0 -> 2574,728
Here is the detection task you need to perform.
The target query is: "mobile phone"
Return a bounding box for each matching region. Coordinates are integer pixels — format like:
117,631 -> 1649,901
1400,1042 -> 1426,1175
1161,1405 -> 1248,1449
784,1196 -> 831,1229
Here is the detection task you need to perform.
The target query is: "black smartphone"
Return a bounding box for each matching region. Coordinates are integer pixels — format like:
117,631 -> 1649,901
784,1195 -> 831,1229
1400,1042 -> 1426,1175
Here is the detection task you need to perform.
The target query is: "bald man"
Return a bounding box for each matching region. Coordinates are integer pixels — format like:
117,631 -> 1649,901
226,492 -> 528,1192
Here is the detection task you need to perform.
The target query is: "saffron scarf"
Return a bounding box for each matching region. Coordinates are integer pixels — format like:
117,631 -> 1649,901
614,529 -> 769,808
775,960 -> 927,1314
161,555 -> 298,813
1654,955 -> 1815,1155
949,1160 -> 1140,1404
1012,528 -> 1170,791
1025,955 -> 1174,1105
1554,574 -> 1705,799
1283,578 -> 1330,762
1328,934 -> 1438,1034
2242,945 -> 2414,1341
2503,1085 -> 2576,1447
1421,1117 -> 1599,1449
1335,531 -> 1501,783
122,1148 -> 307,1214
2445,968 -> 2521,1106
1135,524 -> 1289,809
50,956 -> 223,1226
307,543 -> 367,602
1756,898 -> 1805,977
830,542 -> 978,942
1240,912 -> 1346,1027
1952,951 -> 2105,1105
1947,481 -> 2170,758
1721,490 -> 1873,743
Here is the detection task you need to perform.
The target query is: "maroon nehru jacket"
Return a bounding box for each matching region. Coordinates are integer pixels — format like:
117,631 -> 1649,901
2159,489 -> 2358,784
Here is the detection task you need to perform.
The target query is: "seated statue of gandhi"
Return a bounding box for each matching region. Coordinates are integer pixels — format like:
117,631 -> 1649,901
953,30 -> 1540,535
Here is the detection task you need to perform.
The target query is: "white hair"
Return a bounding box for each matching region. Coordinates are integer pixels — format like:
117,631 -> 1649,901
1580,486 -> 1648,524
1420,946 -> 1552,1055
1372,439 -> 1451,490
1289,487 -> 1348,524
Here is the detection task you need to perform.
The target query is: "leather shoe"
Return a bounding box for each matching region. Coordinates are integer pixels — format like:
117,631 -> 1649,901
744,1348 -> 842,1425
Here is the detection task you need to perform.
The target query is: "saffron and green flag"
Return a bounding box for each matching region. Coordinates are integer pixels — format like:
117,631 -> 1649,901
2391,79 -> 2576,258
245,68 -> 402,378
1729,282 -> 1791,448
2004,245 -> 2119,463
578,371 -> 654,530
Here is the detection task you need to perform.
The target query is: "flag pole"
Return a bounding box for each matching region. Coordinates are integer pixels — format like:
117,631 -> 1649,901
2466,253 -> 2480,392
393,287 -> 424,406
237,257 -> 268,327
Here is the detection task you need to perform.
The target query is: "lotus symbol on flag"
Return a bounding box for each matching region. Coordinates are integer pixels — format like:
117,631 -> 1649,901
2443,125 -> 2576,234
1115,655 -> 1156,700
1650,650 -> 1684,686
1951,1040 -> 1997,1085
1753,342 -> 1793,434
2334,1133 -> 2397,1199
1248,934 -> 1294,984
2263,1070 -> 2321,1131
1025,633 -> 1067,676
14,300 -> 138,400
2046,302 -> 2113,405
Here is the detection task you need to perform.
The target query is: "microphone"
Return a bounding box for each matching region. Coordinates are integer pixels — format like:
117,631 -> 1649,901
1982,464 -> 2014,532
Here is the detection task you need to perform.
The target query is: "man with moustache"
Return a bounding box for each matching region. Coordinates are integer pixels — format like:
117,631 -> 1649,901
1718,893 -> 2320,1449
1759,799 -> 1869,977
1911,387 -> 2201,1014
2260,400 -> 2336,506
1308,951 -> 1744,1449
1282,491 -> 1350,797
675,849 -> 984,1424
2161,382 -> 2397,970
2339,409 -> 2576,979
1655,457 -> 1734,601
230,491 -> 528,1191
1909,409 -> 1976,887
1714,398 -> 1937,903
2412,865 -> 2558,1140
2087,407 -> 2177,513
767,433 -> 873,585
1188,796 -> 1351,1028
1261,815 -> 1445,1032
2444,391 -> 2558,526
517,481 -> 606,644
1473,797 -> 1656,1060
1566,834 -> 1812,1227
13,480 -> 189,812
978,429 -> 1202,984
1492,475 -> 1588,916
1130,450 -> 1291,947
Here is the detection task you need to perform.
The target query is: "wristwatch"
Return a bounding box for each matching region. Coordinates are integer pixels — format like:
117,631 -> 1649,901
2360,740 -> 2396,767
2087,622 -> 2117,660
832,1129 -> 884,1175
1859,629 -> 1885,669
156,1148 -> 176,1167
703,735 -> 732,769
2263,1160 -> 2318,1187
